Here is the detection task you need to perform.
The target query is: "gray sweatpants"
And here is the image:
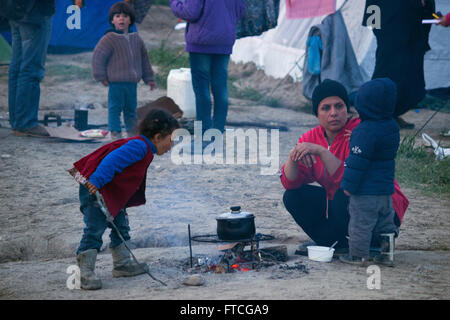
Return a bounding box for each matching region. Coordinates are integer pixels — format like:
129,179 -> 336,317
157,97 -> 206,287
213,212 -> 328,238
348,195 -> 397,258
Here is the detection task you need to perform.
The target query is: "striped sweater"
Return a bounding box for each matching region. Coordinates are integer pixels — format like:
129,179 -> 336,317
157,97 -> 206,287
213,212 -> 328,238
92,30 -> 154,84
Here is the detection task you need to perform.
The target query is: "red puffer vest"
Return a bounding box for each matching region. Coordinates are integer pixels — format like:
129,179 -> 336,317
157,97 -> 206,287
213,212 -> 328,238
68,136 -> 154,217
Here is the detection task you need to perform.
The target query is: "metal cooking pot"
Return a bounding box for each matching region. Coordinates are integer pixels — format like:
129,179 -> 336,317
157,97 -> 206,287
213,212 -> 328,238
216,206 -> 255,240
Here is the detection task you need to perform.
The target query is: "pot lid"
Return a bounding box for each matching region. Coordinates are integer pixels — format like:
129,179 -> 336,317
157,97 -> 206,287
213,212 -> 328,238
216,206 -> 255,220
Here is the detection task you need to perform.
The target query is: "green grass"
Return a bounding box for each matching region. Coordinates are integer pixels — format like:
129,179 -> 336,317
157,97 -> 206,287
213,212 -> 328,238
228,77 -> 287,108
153,0 -> 170,5
45,63 -> 92,82
395,135 -> 450,197
148,42 -> 189,89
417,94 -> 450,113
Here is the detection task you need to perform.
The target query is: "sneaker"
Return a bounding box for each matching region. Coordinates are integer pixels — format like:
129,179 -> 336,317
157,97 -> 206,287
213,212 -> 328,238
295,240 -> 316,256
13,124 -> 50,137
339,254 -> 368,267
395,116 -> 415,129
110,131 -> 122,141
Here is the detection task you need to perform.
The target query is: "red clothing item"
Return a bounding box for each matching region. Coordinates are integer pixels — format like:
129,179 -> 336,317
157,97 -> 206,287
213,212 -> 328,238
280,118 -> 409,224
446,13 -> 450,26
69,136 -> 154,217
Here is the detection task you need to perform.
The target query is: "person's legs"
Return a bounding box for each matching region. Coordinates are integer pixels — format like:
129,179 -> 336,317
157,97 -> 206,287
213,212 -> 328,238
210,54 -> 230,132
76,185 -> 104,289
8,21 -> 22,130
108,83 -> 125,135
283,185 -> 350,248
108,208 -> 148,277
372,195 -> 397,241
11,18 -> 52,131
347,195 -> 381,259
77,185 -> 108,255
109,209 -> 131,248
122,83 -> 138,135
190,52 -> 213,132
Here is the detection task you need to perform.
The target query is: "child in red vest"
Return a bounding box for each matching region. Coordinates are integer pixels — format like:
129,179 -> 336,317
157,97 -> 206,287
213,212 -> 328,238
68,109 -> 179,290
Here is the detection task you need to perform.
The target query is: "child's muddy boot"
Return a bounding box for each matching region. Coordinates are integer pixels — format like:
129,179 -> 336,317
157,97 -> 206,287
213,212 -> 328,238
76,249 -> 102,290
111,242 -> 149,277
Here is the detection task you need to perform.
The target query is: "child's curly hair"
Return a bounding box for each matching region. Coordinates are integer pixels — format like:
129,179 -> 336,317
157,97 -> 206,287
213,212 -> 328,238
139,109 -> 180,139
108,1 -> 136,26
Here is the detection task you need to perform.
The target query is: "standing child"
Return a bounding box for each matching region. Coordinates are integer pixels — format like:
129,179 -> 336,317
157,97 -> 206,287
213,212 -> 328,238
340,78 -> 400,267
92,1 -> 156,140
68,109 -> 179,290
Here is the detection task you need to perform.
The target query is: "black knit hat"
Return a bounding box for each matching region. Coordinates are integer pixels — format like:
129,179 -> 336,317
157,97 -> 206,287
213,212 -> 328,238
311,79 -> 349,116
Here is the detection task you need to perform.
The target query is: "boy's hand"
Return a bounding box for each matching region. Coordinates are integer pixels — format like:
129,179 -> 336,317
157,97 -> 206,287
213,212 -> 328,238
85,181 -> 98,195
343,190 -> 351,197
101,80 -> 108,87
148,81 -> 157,91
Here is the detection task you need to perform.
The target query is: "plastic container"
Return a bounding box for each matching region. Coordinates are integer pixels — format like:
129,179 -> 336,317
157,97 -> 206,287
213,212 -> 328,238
167,68 -> 196,118
307,246 -> 335,262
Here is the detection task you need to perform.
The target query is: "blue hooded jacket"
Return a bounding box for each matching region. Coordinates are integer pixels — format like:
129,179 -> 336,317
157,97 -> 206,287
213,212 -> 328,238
341,78 -> 400,195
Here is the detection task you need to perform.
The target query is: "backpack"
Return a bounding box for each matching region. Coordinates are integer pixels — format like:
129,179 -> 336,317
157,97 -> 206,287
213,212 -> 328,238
0,0 -> 36,20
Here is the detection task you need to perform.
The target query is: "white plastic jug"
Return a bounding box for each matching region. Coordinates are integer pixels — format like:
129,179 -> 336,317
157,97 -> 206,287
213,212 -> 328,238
167,68 -> 196,118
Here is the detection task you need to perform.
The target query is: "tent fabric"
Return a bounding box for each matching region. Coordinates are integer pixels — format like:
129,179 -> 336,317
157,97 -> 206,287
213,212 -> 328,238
286,0 -> 336,19
1,0 -> 140,53
302,10 -> 365,99
230,0 -> 450,91
48,0 -> 137,52
0,34 -> 12,64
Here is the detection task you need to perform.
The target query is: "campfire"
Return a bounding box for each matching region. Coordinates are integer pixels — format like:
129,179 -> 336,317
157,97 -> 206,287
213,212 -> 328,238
186,233 -> 291,274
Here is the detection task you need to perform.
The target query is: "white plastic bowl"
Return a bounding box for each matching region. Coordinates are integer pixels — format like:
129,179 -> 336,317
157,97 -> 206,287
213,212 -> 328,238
307,246 -> 335,262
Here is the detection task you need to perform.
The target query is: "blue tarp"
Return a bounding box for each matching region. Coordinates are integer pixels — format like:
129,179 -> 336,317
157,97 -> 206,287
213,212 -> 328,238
2,0 -> 137,53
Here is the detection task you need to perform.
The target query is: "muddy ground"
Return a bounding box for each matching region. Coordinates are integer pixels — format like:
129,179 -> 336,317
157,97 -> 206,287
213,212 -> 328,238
0,5 -> 448,300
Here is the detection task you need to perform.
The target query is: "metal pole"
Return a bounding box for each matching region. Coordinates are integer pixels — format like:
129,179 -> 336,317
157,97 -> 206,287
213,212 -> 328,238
188,224 -> 193,268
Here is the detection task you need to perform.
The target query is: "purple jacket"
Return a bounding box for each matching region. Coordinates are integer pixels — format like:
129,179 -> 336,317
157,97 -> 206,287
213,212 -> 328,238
170,0 -> 246,54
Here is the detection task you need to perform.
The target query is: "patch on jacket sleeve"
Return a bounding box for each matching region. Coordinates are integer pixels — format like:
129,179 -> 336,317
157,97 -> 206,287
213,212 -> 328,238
351,146 -> 362,155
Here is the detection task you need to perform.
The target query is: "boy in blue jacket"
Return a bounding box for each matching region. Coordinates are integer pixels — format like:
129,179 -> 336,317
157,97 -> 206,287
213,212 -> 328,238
340,78 -> 400,267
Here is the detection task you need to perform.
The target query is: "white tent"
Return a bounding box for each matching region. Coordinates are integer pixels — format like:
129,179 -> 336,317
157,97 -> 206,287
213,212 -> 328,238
231,0 -> 450,91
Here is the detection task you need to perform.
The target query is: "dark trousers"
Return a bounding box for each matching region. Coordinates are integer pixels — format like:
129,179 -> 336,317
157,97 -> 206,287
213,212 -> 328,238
76,185 -> 130,255
348,195 -> 397,258
283,185 -> 350,248
108,82 -> 138,133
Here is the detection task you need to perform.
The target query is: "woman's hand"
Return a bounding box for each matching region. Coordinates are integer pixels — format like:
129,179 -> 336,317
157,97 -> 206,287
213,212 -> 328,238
289,142 -> 324,167
85,181 -> 98,195
344,129 -> 352,142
